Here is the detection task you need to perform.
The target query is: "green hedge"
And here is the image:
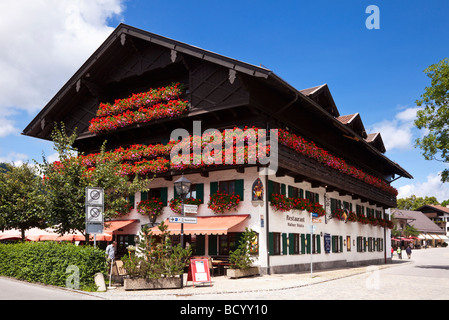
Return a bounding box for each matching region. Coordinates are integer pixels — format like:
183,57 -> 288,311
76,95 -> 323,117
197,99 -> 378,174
0,241 -> 107,289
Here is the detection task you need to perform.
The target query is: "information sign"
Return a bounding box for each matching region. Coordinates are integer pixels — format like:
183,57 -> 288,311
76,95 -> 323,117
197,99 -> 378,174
169,216 -> 198,224
183,204 -> 198,214
187,258 -> 211,287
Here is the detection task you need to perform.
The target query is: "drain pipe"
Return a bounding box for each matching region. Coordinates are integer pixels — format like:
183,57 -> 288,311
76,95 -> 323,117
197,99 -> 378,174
265,173 -> 271,275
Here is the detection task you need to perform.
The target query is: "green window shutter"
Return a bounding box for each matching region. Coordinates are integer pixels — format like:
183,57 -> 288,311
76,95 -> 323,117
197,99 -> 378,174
267,180 -> 274,200
161,138 -> 169,145
160,187 -> 168,206
339,236 -> 343,253
305,191 -> 311,201
210,181 -> 218,195
332,236 -> 336,253
301,234 -> 306,254
268,232 -> 274,256
288,186 -> 293,198
289,233 -> 295,254
282,233 -> 288,255
141,191 -> 148,201
315,193 -> 319,204
129,194 -> 135,208
235,179 -> 244,201
299,189 -> 304,198
208,235 -> 217,255
281,184 -> 286,196
363,237 -> 367,252
173,186 -> 179,199
331,199 -> 336,214
316,235 -> 321,253
306,234 -> 311,254
195,235 -> 205,255
196,183 -> 204,203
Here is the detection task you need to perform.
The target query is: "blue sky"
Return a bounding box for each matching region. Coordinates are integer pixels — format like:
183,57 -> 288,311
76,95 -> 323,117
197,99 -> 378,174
0,0 -> 448,201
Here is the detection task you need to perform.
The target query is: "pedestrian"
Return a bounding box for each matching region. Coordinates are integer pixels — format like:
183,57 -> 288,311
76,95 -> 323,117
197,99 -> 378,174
406,246 -> 412,259
397,246 -> 402,259
391,247 -> 394,258
106,241 -> 116,262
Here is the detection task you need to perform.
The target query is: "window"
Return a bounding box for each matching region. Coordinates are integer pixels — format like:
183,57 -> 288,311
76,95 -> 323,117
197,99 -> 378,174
269,232 -> 281,255
210,180 -> 244,200
289,233 -> 300,254
141,187 -> 168,206
219,180 -> 235,195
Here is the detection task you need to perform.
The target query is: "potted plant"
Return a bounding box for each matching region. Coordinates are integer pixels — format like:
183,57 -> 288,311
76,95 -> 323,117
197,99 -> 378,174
122,222 -> 192,290
137,197 -> 164,223
227,228 -> 260,279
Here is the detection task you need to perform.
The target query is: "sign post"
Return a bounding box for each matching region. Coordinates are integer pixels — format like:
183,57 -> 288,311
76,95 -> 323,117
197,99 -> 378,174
85,187 -> 104,248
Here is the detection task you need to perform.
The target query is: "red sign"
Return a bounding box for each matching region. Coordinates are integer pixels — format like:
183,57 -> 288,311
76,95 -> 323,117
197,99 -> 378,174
187,258 -> 211,287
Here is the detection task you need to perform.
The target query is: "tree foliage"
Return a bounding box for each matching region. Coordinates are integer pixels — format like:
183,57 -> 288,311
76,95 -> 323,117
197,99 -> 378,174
37,123 -> 152,237
415,58 -> 449,181
396,195 -> 439,211
0,163 -> 47,239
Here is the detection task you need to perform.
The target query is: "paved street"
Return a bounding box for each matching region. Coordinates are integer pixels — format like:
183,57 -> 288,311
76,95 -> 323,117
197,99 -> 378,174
1,247 -> 448,300
0,277 -> 102,300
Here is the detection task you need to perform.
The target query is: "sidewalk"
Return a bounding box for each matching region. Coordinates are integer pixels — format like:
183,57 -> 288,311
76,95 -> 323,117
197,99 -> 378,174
87,260 -> 411,300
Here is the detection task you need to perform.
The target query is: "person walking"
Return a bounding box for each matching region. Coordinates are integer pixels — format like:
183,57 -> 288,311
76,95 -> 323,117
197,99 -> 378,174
406,246 -> 412,259
391,247 -> 394,258
106,241 -> 116,262
397,246 -> 402,259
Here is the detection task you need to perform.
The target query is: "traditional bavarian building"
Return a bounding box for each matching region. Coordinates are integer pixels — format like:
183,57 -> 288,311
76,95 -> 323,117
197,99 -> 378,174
23,24 -> 412,274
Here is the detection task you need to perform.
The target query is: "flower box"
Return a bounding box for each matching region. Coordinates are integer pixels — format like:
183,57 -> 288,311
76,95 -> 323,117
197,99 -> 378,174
226,266 -> 260,279
124,276 -> 182,291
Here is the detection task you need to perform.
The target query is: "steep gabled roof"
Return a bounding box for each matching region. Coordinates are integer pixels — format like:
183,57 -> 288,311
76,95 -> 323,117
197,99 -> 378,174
391,209 -> 445,234
365,132 -> 386,153
299,83 -> 339,117
336,113 -> 367,139
22,23 -> 413,181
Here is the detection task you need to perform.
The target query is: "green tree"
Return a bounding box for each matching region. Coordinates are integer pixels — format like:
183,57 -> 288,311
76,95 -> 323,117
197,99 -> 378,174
0,163 -> 47,240
397,195 -> 439,211
415,58 -> 449,181
38,123 -> 152,238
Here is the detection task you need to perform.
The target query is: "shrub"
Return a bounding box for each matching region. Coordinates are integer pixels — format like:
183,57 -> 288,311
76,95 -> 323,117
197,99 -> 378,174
0,241 -> 107,290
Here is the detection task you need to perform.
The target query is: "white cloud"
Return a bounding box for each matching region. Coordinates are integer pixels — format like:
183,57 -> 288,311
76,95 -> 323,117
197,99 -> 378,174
0,0 -> 124,117
0,151 -> 29,166
368,106 -> 422,152
397,172 -> 449,202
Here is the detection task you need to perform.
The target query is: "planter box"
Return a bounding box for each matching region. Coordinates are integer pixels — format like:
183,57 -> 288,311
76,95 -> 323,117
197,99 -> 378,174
124,277 -> 182,291
226,266 -> 260,279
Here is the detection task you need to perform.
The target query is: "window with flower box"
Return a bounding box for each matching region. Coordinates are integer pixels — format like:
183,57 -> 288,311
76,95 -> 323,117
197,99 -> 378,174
173,183 -> 204,203
210,179 -> 244,201
141,187 -> 168,206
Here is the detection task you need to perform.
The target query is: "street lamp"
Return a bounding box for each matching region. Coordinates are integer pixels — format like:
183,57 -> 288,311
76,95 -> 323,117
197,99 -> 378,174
174,174 -> 191,249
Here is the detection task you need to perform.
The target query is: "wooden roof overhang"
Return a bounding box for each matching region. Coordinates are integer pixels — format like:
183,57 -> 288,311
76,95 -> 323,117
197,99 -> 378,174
22,24 -> 412,205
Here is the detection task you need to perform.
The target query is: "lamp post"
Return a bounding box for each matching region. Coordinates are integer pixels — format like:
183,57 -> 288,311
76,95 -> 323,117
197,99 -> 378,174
174,174 -> 192,249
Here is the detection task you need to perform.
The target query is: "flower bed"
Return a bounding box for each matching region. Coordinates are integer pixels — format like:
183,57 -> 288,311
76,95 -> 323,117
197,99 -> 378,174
88,83 -> 188,134
137,198 -> 164,217
79,126 -> 397,197
208,192 -> 240,214
270,194 -> 325,216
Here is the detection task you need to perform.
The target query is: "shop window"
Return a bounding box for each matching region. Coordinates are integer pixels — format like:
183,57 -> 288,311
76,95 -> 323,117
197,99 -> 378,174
218,233 -> 240,255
